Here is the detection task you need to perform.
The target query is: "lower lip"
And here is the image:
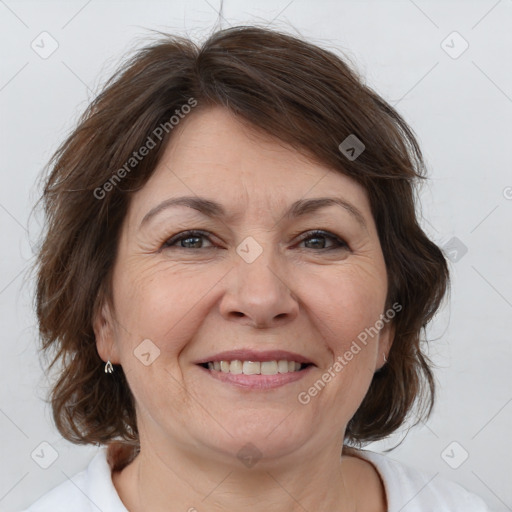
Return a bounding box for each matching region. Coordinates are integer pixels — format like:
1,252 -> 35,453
197,364 -> 313,390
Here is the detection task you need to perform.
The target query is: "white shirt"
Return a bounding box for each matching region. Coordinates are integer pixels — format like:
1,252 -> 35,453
22,446 -> 491,511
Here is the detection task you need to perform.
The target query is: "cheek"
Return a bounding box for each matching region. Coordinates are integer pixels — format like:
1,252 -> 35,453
111,261 -> 222,360
305,265 -> 387,353
109,263 -> 215,419
297,263 -> 386,411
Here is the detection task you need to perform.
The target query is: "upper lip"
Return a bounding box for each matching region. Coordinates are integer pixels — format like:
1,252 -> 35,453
194,349 -> 315,366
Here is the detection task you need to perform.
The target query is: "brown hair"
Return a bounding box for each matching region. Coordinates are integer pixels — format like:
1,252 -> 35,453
34,25 -> 449,454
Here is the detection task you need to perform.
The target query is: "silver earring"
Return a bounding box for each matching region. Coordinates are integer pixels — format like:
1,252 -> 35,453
105,360 -> 114,373
383,353 -> 388,363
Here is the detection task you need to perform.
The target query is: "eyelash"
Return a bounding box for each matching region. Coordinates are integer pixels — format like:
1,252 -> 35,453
162,229 -> 349,251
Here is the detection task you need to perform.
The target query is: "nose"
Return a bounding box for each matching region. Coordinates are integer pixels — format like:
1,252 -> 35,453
219,250 -> 299,329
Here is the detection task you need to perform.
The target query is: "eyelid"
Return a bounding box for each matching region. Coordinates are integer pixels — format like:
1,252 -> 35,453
294,229 -> 349,249
162,228 -> 349,251
162,229 -> 214,248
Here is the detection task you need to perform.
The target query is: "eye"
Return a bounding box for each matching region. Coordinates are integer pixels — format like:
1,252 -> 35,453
161,229 -> 348,252
162,230 -> 214,249
297,230 -> 349,251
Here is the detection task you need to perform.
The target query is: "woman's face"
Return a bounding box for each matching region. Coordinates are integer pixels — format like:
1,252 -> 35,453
95,106 -> 394,464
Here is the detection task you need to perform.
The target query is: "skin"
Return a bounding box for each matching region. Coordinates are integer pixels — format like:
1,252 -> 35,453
94,106 -> 394,511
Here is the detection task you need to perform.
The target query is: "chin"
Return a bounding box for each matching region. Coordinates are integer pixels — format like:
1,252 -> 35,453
197,413 -> 315,464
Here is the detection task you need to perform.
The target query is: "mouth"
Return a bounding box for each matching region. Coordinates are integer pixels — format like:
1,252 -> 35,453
198,360 -> 313,374
194,349 -> 316,390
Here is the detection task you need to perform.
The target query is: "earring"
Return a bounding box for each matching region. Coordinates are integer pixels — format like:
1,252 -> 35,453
105,360 -> 114,373
383,353 -> 388,363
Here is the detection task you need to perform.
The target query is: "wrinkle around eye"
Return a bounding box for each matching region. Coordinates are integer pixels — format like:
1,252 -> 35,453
135,221 -> 375,259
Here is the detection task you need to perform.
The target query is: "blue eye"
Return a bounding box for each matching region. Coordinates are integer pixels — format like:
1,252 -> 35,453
162,229 -> 348,251
163,230 -> 213,249
297,230 -> 348,251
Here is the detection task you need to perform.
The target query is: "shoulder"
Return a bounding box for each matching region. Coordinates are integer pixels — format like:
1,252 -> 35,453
352,448 -> 491,512
20,467 -> 92,512
21,447 -> 127,512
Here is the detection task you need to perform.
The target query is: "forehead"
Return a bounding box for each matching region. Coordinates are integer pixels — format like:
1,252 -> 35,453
128,106 -> 372,224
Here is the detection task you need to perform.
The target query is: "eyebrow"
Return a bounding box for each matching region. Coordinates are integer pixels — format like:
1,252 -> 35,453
140,196 -> 368,230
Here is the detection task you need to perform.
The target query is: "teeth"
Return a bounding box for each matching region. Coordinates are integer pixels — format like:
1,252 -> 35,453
261,361 -> 278,375
205,359 -> 306,375
243,361 -> 260,375
230,360 -> 243,374
278,360 -> 289,373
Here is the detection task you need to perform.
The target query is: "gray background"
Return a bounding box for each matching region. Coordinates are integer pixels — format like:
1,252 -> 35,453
1,0 -> 511,510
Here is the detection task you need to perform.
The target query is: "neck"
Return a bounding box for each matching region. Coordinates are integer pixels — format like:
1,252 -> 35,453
111,433 -> 360,512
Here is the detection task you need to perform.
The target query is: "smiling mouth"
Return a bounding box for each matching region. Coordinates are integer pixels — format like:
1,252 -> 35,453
198,360 -> 313,375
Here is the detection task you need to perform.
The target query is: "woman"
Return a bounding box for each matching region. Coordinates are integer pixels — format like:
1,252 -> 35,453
25,26 -> 490,511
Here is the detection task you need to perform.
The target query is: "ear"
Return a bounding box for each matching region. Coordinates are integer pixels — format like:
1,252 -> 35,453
92,295 -> 119,364
376,319 -> 395,370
